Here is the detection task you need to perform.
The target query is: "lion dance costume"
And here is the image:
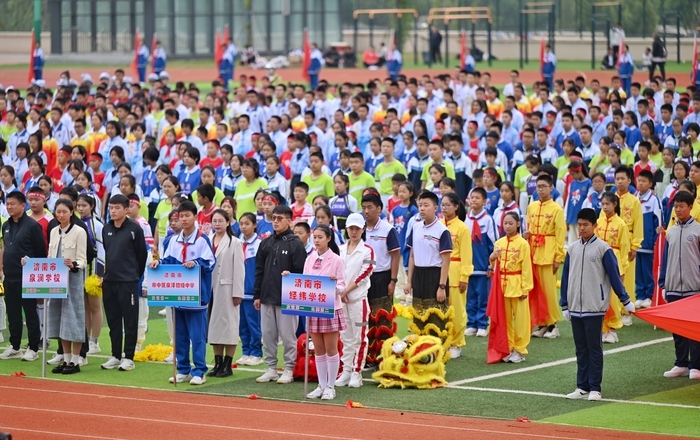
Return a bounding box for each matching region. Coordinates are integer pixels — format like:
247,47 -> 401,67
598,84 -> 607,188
366,296 -> 397,365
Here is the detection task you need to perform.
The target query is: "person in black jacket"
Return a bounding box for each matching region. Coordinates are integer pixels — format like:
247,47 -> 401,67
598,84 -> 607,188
253,204 -> 306,385
650,33 -> 667,82
100,194 -> 148,372
0,191 -> 47,361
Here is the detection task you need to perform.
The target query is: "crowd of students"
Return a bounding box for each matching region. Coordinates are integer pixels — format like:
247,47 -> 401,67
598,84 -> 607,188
0,62 -> 699,399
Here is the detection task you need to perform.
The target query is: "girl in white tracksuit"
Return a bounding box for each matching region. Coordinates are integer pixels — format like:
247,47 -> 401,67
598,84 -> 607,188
336,213 -> 375,388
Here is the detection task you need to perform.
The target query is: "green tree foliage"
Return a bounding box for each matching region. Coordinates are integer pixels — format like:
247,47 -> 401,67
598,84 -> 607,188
0,0 -> 48,31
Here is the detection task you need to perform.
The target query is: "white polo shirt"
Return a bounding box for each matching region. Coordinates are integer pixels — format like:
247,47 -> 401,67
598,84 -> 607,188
406,217 -> 453,267
365,219 -> 400,272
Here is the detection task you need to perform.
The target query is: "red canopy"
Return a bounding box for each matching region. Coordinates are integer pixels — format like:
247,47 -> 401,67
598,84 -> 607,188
635,295 -> 700,342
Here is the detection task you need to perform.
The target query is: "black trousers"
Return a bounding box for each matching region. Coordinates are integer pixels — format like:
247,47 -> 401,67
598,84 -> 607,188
102,281 -> 139,360
571,315 -> 604,393
668,295 -> 700,370
4,279 -> 41,351
649,61 -> 666,82
368,270 -> 392,302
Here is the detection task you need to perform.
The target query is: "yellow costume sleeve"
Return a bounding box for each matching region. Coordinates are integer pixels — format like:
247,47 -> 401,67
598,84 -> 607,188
553,205 -> 566,263
618,218 -> 631,276
520,240 -> 534,293
459,223 -> 474,282
630,200 -> 643,251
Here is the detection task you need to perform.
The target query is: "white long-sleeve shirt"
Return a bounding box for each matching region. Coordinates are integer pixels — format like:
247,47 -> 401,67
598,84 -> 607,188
339,239 -> 375,302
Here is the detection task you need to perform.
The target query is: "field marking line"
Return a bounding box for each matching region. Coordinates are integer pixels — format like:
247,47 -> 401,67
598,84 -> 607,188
448,384 -> 700,410
0,385 -> 590,440
0,404 -> 358,440
0,426 -> 125,440
448,337 -> 673,386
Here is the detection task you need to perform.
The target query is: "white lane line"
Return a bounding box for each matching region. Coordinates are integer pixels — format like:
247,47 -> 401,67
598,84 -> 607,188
0,427 -> 125,440
448,337 -> 673,386
448,385 -> 700,410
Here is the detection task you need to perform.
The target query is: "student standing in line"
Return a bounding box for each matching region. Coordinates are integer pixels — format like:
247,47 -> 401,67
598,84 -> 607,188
235,213 -> 264,366
561,208 -> 633,401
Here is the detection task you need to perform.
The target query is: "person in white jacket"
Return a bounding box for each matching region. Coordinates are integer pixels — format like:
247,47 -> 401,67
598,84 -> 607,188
336,213 -> 375,388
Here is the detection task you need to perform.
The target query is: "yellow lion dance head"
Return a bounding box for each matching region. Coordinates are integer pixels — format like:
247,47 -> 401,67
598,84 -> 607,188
372,334 -> 447,389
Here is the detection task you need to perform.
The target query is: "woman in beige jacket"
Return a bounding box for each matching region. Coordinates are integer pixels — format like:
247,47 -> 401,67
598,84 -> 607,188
207,209 -> 245,378
23,198 -> 87,374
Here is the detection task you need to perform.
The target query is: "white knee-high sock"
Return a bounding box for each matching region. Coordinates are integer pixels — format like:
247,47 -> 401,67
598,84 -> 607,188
315,354 -> 327,389
327,354 -> 340,388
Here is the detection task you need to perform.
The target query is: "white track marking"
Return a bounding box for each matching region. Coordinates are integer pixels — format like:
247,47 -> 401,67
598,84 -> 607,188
1,427 -> 125,439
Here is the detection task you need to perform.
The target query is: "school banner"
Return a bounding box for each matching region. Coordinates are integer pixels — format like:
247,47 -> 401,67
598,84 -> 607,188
22,258 -> 69,299
281,274 -> 336,318
147,265 -> 200,307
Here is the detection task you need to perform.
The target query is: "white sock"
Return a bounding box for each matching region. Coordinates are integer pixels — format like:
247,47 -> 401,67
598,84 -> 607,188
37,304 -> 44,331
327,354 -> 340,388
64,353 -> 72,364
315,354 -> 327,389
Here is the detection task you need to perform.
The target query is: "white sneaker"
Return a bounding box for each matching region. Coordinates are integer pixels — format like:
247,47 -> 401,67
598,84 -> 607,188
509,351 -> 525,363
236,355 -> 251,366
602,332 -> 617,344
101,356 -> 122,370
348,372 -> 363,388
276,368 -> 294,384
588,391 -> 602,401
306,386 -> 324,399
690,369 -> 700,380
664,366 -> 690,378
158,308 -> 167,316
164,352 -> 174,364
0,346 -> 22,360
118,358 -> 135,371
502,350 -> 514,363
465,328 -> 477,336
641,299 -> 652,308
256,368 -> 280,383
447,346 -> 462,359
169,373 -> 192,383
21,349 -> 38,362
621,315 -> 633,326
247,356 -> 264,366
532,326 -> 548,338
634,300 -> 643,309
46,353 -> 64,365
78,356 -> 88,367
476,329 -> 488,337
87,341 -> 101,354
190,375 -> 206,385
321,387 -> 336,400
543,326 -> 560,339
565,388 -> 590,399
335,371 -> 352,387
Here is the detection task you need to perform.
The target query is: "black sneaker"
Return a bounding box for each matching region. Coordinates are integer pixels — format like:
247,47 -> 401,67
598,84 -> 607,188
52,362 -> 67,374
62,362 -> 80,375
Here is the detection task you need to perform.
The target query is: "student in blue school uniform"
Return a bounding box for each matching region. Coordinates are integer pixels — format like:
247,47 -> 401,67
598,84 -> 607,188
618,45 -> 634,96
235,212 -> 264,366
137,38 -> 150,84
308,43 -> 324,90
386,43 -> 402,81
564,161 -> 593,246
152,40 -> 167,75
219,41 -> 235,90
391,181 -> 419,277
150,201 -> 215,386
483,168 -> 502,216
582,172 -> 606,217
465,187 -> 497,337
635,170 -> 662,309
33,41 -> 45,80
541,44 -> 556,88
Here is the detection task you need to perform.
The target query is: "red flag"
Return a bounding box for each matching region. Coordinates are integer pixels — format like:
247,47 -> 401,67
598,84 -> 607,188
302,28 -> 311,82
131,28 -> 140,78
223,24 -> 229,44
652,231 -> 667,307
528,263 -> 550,329
539,38 -> 546,80
616,35 -> 624,69
460,31 -> 467,70
27,29 -> 35,84
215,30 -> 223,69
691,36 -> 698,85
635,295 -> 700,342
150,32 -> 158,74
486,263 -> 510,364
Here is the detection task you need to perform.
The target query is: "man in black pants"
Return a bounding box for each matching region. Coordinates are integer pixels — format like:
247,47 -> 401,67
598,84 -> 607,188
101,194 -> 147,372
650,33 -> 667,82
0,192 -> 47,361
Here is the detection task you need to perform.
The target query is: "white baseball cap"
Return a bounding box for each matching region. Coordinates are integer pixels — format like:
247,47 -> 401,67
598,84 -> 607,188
345,213 -> 366,229
159,71 -> 169,79
99,72 -> 110,80
147,73 -> 159,82
81,73 -> 94,83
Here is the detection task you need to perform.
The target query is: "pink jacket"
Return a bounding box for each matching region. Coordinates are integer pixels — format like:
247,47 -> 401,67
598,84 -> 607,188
303,249 -> 346,310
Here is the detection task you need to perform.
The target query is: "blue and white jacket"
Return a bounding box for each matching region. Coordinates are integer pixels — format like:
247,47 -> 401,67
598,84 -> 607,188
240,233 -> 261,300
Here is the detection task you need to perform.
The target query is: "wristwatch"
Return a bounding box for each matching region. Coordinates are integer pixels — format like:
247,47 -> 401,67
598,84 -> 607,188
438,283 -> 446,290
390,278 -> 398,283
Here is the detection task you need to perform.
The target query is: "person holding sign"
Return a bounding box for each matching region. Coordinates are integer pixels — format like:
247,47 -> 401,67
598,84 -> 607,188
101,195 -> 148,372
150,201 -> 215,385
206,209 -> 245,378
31,199 -> 86,374
300,224 -> 347,401
0,192 -> 47,361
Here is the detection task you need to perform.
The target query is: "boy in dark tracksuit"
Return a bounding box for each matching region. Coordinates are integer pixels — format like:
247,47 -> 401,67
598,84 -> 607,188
101,194 -> 148,372
561,208 -> 634,401
658,191 -> 700,379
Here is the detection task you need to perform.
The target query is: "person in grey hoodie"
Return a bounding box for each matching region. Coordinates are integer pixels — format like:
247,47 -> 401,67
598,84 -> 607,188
560,208 -> 634,401
658,191 -> 700,380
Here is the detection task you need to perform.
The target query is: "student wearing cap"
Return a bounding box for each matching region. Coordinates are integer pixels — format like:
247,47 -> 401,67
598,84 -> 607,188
152,41 -> 167,75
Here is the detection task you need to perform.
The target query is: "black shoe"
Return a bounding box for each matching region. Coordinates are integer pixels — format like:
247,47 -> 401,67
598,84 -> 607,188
52,362 -> 67,374
62,362 -> 80,375
216,355 -> 233,378
207,355 -> 224,377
